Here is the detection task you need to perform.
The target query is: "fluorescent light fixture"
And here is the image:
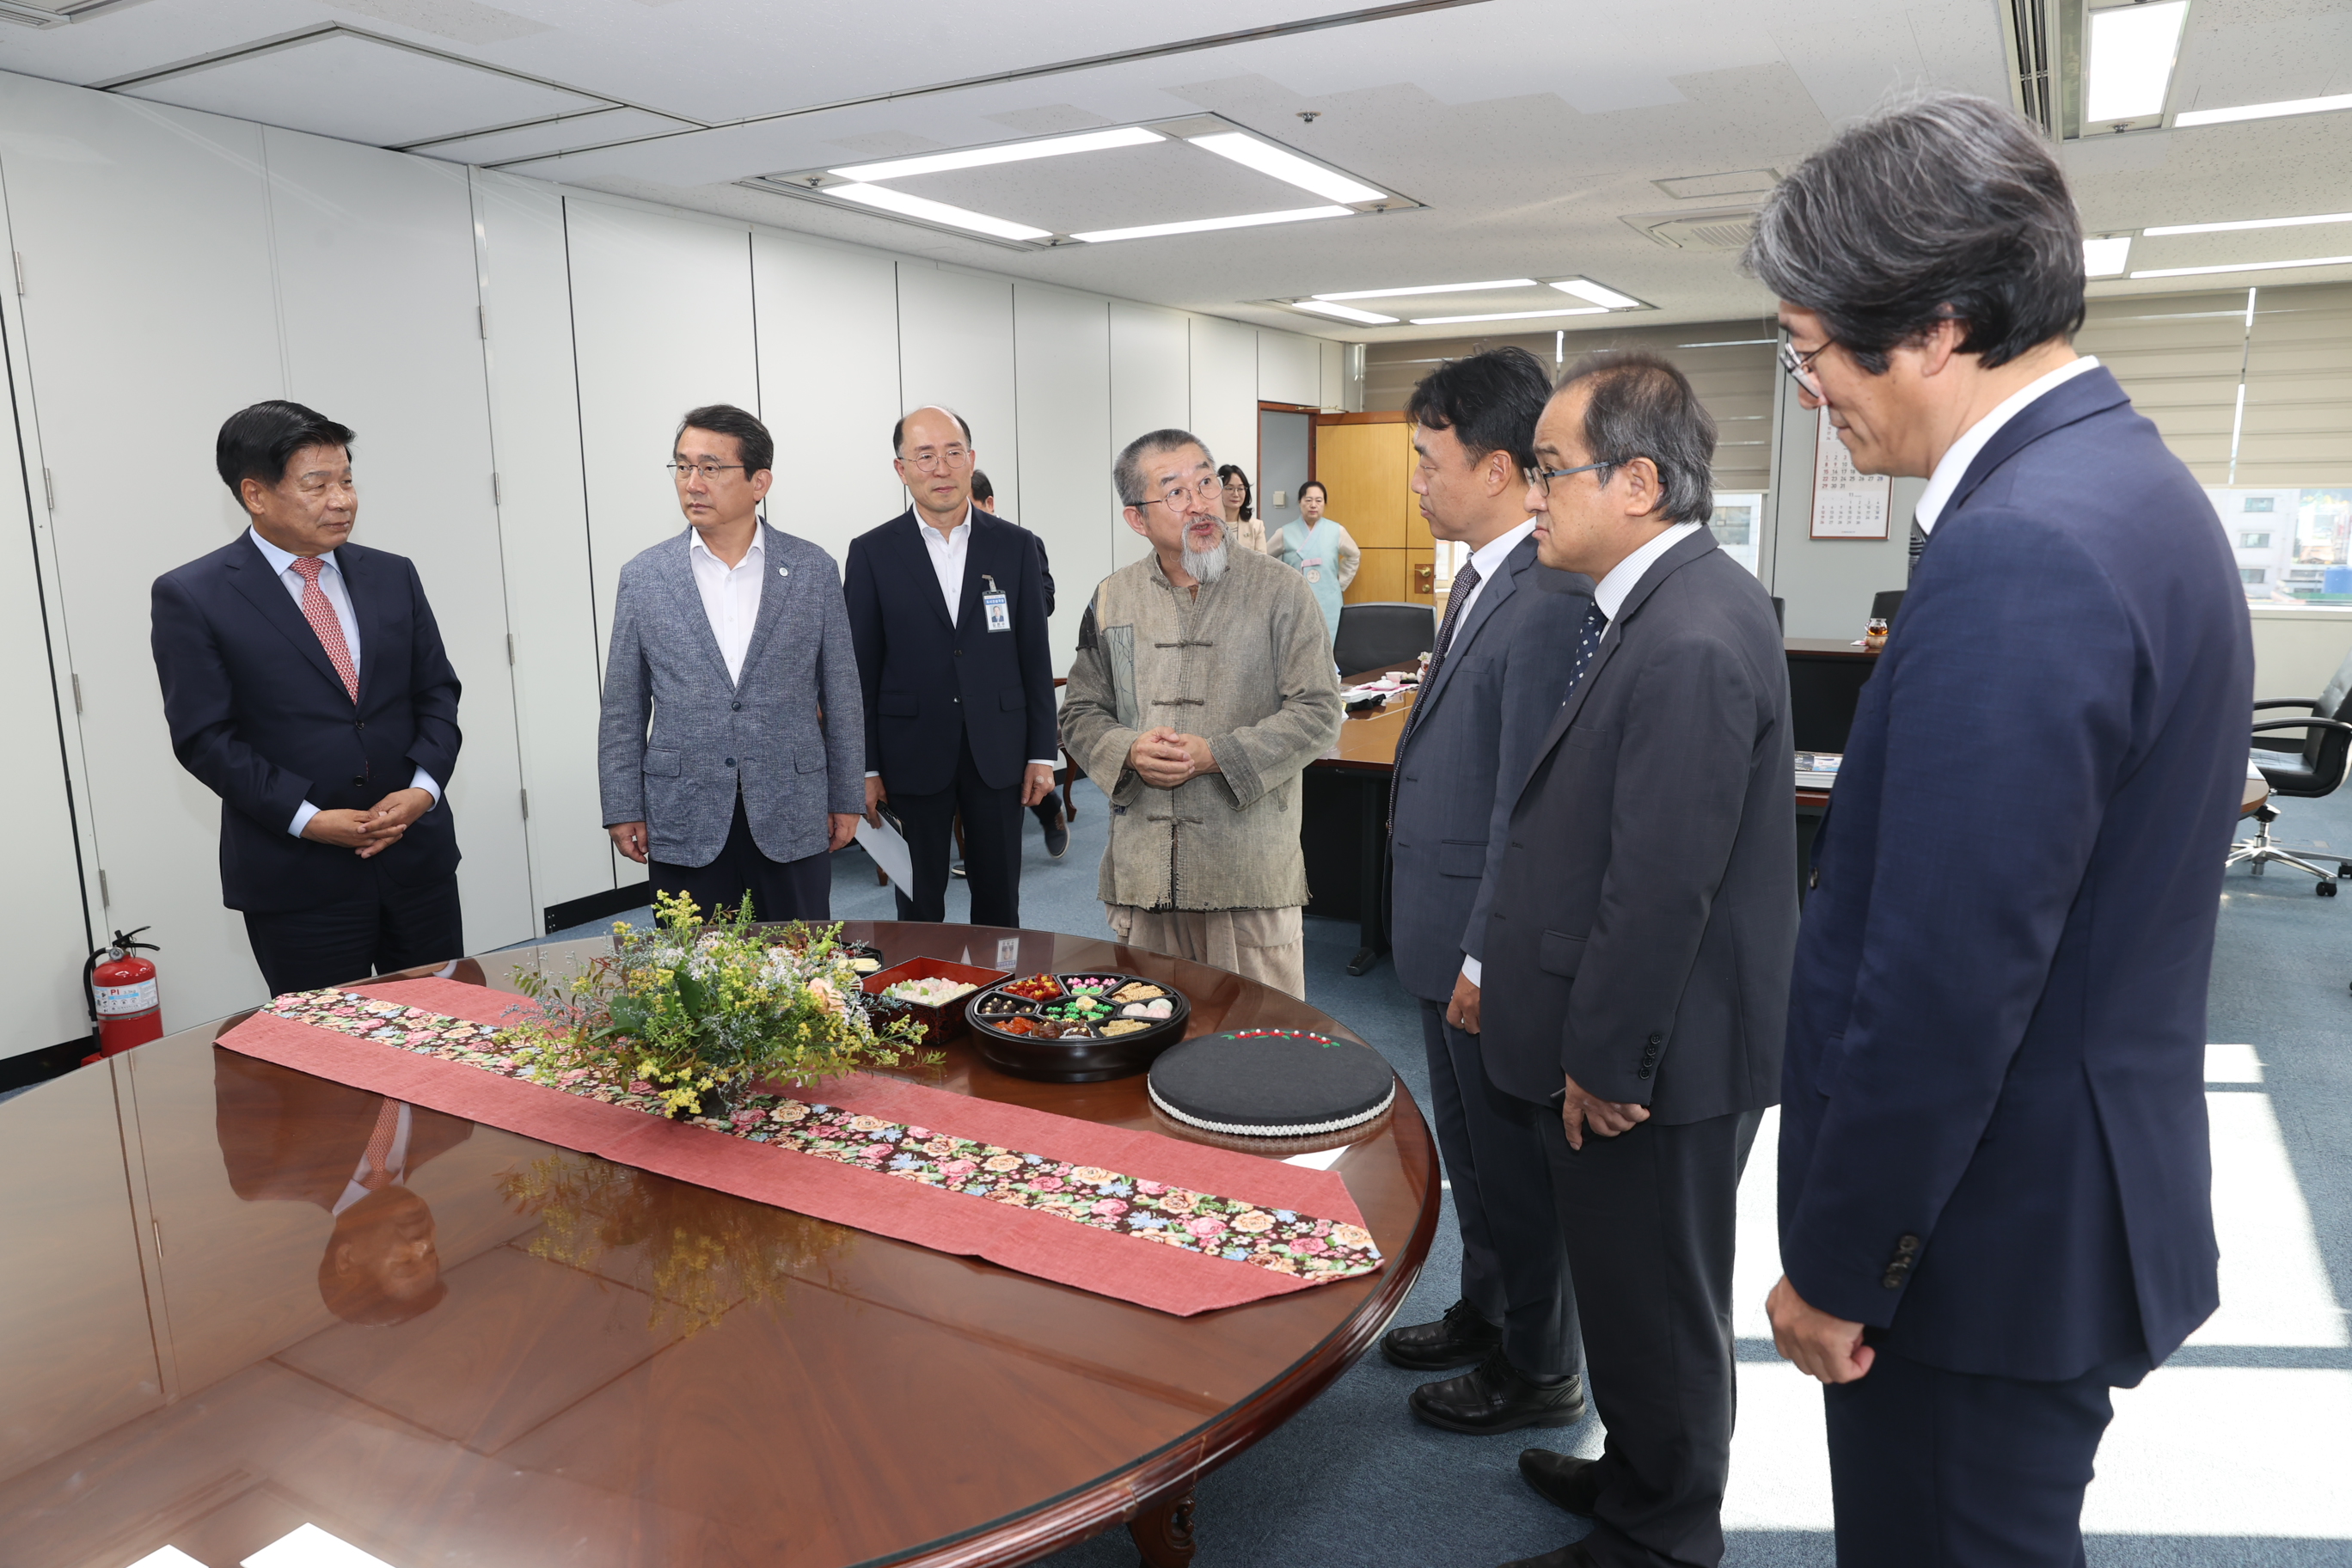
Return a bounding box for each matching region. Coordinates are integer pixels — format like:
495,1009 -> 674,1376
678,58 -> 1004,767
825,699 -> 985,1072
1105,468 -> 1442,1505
1072,205 -> 1348,243
1292,299 -> 1400,325
2130,254 -> 2352,279
1185,132 -> 1384,205
242,1523 -> 397,1568
1407,307 -> 1609,326
1549,278 -> 1645,309
2084,236 -> 2132,276
2083,0 -> 2189,123
830,126 -> 1161,183
128,1551 -> 206,1568
1314,279 -> 1538,300
2144,210 -> 2352,236
2175,91 -> 2352,128
825,183 -> 1050,242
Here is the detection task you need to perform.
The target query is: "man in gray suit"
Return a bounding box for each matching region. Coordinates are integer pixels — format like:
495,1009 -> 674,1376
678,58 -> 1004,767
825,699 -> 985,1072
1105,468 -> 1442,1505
1379,347 -> 1594,1435
1483,352 -> 1794,1568
599,405 -> 865,922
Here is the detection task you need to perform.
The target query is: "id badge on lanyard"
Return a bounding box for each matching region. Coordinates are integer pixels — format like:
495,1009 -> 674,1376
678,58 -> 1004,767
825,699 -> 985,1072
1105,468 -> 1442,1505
982,574 -> 1011,633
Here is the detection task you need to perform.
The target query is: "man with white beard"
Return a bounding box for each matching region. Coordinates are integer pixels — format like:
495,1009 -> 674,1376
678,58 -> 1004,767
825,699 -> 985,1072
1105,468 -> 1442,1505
1060,428 -> 1343,996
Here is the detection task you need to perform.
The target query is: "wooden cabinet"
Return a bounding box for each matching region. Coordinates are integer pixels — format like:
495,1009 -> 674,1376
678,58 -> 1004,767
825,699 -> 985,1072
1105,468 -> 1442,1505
1312,413 -> 1434,607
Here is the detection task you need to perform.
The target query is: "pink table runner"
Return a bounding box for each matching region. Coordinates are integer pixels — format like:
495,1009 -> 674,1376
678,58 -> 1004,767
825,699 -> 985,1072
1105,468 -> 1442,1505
213,977 -> 1385,1316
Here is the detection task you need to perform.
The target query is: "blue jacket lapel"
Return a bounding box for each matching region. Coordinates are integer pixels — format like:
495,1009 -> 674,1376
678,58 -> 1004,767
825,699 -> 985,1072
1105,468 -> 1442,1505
894,510 -> 959,634
661,530 -> 736,689
342,546 -> 388,708
734,520 -> 793,683
224,535 -> 350,700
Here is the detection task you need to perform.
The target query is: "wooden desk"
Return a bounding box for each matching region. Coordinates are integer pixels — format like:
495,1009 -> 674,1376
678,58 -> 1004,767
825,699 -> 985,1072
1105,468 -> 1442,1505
1303,673 -> 1418,975
0,924 -> 1436,1568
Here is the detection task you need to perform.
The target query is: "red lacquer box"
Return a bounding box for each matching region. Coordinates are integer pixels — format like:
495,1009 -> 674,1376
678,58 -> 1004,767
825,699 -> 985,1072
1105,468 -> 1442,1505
861,957 -> 1011,1045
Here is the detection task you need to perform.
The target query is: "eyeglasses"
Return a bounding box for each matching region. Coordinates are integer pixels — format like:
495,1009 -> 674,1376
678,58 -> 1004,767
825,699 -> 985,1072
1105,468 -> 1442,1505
1133,475 -> 1224,511
1521,460 -> 1610,493
899,444 -> 972,473
669,462 -> 747,482
1779,339 -> 1833,401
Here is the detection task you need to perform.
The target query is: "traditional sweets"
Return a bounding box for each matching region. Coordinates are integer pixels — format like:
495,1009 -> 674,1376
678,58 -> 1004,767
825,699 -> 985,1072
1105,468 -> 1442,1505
1002,974 -> 1065,1001
1059,975 -> 1123,994
880,976 -> 977,1007
1120,998 -> 1174,1020
847,957 -> 881,974
1111,982 -> 1165,1003
1100,1019 -> 1150,1036
974,994 -> 1032,1018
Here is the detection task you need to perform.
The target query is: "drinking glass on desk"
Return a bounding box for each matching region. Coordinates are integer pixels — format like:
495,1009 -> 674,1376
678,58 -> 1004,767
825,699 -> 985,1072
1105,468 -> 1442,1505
1865,616 -> 1889,650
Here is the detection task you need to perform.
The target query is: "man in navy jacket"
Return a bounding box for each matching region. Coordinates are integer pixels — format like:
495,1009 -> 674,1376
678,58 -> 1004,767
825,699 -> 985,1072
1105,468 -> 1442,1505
845,407 -> 1057,927
1747,95 -> 2253,1565
153,401 -> 463,996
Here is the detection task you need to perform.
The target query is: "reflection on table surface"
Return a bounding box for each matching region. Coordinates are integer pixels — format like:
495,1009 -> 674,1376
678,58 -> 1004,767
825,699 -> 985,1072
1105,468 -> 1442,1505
0,922 -> 1435,1568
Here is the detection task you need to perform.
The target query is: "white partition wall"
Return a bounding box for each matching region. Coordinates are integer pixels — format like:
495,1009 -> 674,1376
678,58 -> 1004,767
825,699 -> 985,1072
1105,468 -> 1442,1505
1188,315 -> 1259,505
563,200 -> 760,663
0,79 -> 288,1032
263,129 -> 536,952
472,171 -> 614,916
1109,303 -> 1192,568
1258,328 -> 1323,409
752,233 -> 905,566
1012,284 -> 1114,667
895,263 -> 1020,525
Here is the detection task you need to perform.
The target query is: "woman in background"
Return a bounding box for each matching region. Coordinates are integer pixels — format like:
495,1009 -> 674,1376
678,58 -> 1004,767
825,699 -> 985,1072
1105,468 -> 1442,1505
1218,464 -> 1267,554
1274,479 -> 1359,647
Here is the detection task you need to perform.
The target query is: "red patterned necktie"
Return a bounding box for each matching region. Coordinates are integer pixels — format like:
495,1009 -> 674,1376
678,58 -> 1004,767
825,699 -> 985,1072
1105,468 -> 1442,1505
359,1097 -> 401,1191
290,555 -> 359,703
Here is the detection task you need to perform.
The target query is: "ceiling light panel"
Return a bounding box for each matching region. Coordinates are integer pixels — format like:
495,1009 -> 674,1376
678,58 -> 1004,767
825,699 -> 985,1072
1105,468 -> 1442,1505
2143,211 -> 2352,236
1409,307 -> 1610,326
1184,132 -> 1385,205
871,135 -> 1311,238
2130,254 -> 2352,279
2084,236 -> 2132,276
1550,278 -> 1647,309
1074,206 -> 1351,244
1314,279 -> 1539,300
1292,300 -> 1400,325
829,126 -> 1163,182
827,183 -> 1050,242
2082,0 -> 2190,125
2173,92 -> 2352,128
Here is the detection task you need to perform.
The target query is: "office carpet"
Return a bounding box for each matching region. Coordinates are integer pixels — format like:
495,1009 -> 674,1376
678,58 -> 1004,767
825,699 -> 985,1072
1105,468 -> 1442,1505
558,779 -> 2352,1565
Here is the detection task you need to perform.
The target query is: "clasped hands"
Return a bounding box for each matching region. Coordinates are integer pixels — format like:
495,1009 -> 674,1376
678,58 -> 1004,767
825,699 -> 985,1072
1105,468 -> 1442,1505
303,787 -> 432,860
1126,726 -> 1217,789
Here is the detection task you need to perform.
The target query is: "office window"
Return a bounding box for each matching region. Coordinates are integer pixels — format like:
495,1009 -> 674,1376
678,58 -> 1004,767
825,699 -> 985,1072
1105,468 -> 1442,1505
2209,487 -> 2351,605
1710,493 -> 1763,578
2242,567 -> 2267,585
2245,496 -> 2275,512
2241,531 -> 2271,548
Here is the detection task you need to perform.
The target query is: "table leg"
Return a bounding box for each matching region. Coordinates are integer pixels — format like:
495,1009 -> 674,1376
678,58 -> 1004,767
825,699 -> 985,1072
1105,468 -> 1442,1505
1129,1486 -> 1197,1567
1348,775 -> 1388,977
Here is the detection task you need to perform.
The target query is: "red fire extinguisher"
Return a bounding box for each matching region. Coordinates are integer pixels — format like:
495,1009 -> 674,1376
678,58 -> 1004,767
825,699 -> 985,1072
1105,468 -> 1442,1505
83,927 -> 162,1062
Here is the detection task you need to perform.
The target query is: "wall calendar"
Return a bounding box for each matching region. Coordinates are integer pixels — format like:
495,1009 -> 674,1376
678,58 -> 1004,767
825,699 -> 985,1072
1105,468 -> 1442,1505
1809,406 -> 1892,539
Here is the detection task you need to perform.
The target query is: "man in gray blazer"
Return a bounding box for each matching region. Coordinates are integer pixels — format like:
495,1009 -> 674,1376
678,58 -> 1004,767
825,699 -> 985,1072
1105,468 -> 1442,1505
1379,347 -> 1593,1435
599,405 -> 865,922
1483,352 -> 1794,1568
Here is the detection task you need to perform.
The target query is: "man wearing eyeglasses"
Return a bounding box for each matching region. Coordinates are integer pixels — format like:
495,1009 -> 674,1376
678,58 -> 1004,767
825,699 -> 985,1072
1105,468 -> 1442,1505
598,404 -> 866,923
845,406 -> 1057,927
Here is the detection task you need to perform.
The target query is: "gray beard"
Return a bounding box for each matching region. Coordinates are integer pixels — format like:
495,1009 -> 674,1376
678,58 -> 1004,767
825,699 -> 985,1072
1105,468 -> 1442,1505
1183,536 -> 1231,585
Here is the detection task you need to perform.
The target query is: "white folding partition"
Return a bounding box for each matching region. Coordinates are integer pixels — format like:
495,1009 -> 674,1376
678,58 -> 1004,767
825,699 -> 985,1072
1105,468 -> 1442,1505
262,129 -> 535,952
1108,302 -> 1191,569
1187,315 -> 1259,501
562,199 -> 760,665
751,232 -> 905,567
1258,328 -> 1323,409
894,263 -> 1020,525
1011,284 -> 1114,670
471,171 -> 615,916
0,80 -> 289,1032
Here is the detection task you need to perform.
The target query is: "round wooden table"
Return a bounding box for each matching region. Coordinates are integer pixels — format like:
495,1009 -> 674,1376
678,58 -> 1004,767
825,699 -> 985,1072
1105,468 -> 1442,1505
0,923 -> 1436,1568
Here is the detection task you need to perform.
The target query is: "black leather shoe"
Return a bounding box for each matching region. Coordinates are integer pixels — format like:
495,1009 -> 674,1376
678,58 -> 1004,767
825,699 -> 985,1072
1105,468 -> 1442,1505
1497,1543 -> 1597,1568
1380,1299 -> 1501,1370
1041,809 -> 1069,858
1519,1448 -> 1602,1516
1409,1348 -> 1587,1434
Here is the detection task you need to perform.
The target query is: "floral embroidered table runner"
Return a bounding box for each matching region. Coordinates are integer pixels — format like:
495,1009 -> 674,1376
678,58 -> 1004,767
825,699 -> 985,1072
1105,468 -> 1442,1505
214,977 -> 1387,1316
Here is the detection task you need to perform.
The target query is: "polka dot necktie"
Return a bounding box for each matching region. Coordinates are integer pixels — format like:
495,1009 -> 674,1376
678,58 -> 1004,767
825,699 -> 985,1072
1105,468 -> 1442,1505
291,555 -> 359,703
1562,601 -> 1608,705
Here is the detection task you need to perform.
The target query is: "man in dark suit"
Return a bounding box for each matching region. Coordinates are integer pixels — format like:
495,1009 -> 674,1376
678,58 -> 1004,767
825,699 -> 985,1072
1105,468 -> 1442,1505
846,407 -> 1057,927
1483,352 -> 1795,1568
215,1051 -> 469,1325
1747,94 -> 2254,1565
153,401 -> 463,997
1379,347 -> 1593,1434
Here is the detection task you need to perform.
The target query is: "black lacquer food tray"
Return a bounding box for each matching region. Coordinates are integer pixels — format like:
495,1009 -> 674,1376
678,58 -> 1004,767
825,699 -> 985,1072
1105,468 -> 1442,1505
963,972 -> 1191,1082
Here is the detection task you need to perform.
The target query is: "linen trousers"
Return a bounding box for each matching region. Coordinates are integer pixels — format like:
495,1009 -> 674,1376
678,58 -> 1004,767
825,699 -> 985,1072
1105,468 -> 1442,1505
1104,904 -> 1305,997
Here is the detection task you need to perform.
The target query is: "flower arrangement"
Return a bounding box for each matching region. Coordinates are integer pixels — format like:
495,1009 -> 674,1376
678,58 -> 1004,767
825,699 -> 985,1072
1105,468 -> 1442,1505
504,893 -> 931,1118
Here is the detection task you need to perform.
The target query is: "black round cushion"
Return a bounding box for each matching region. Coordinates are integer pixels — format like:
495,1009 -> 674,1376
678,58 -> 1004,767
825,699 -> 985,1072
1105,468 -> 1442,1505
1147,1029 -> 1396,1136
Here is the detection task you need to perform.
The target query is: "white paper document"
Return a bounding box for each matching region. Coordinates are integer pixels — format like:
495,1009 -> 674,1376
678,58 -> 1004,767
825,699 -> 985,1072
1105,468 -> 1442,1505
855,816 -> 915,897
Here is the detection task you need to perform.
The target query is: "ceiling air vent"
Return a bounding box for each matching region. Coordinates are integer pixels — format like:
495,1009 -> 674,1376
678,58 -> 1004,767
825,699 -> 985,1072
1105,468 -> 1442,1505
1623,208 -> 1757,252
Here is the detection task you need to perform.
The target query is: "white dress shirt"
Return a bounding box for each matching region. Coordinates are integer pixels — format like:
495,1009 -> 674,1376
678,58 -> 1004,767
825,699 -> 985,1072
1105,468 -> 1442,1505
1914,356 -> 2102,535
873,508 -> 1055,778
1447,519 -> 1539,627
689,530 -> 766,683
247,529 -> 441,838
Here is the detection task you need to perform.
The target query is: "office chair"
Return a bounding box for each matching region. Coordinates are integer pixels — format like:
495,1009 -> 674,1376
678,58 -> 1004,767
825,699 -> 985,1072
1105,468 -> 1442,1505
1869,589 -> 1905,624
2230,647 -> 2352,894
1333,602 -> 1436,678
1772,597 -> 1785,632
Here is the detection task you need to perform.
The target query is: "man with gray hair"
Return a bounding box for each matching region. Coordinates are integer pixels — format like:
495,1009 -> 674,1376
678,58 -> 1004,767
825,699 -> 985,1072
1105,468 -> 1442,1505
1479,350 -> 1793,1568
1060,428 -> 1342,995
1750,94 -> 2251,1565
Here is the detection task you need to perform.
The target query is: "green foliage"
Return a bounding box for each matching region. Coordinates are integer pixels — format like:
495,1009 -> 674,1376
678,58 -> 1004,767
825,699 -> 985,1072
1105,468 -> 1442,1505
505,893 -> 930,1118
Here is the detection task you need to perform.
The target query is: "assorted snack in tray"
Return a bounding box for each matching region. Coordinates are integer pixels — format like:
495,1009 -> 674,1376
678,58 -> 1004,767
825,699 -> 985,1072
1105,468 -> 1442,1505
969,973 -> 1187,1044
880,976 -> 977,1007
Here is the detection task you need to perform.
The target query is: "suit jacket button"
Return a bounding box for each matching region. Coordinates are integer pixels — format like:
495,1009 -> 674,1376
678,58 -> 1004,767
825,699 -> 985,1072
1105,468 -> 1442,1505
1882,1271 -> 1905,1289
1637,1066 -> 1652,1079
725,757 -> 736,768
354,720 -> 364,731
1896,1234 -> 1920,1254
352,775 -> 365,787
732,701 -> 743,712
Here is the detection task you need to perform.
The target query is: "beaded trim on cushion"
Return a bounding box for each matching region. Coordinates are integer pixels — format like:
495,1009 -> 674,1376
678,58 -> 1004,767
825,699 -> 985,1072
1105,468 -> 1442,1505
1148,1076 -> 1397,1138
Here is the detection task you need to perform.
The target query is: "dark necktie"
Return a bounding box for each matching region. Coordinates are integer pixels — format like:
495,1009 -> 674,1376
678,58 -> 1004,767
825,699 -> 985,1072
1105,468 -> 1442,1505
1560,601 -> 1608,705
1908,513 -> 1926,580
1388,560 -> 1482,833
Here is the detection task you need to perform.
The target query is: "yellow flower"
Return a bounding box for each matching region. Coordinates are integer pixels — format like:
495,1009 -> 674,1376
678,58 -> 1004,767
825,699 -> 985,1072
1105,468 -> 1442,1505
1231,1210 -> 1276,1234
1069,1166 -> 1114,1185
991,1189 -> 1031,1206
849,1114 -> 889,1133
1159,1191 -> 1197,1214
984,1154 -> 1024,1173
771,1102 -> 812,1124
1331,1223 -> 1374,1251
